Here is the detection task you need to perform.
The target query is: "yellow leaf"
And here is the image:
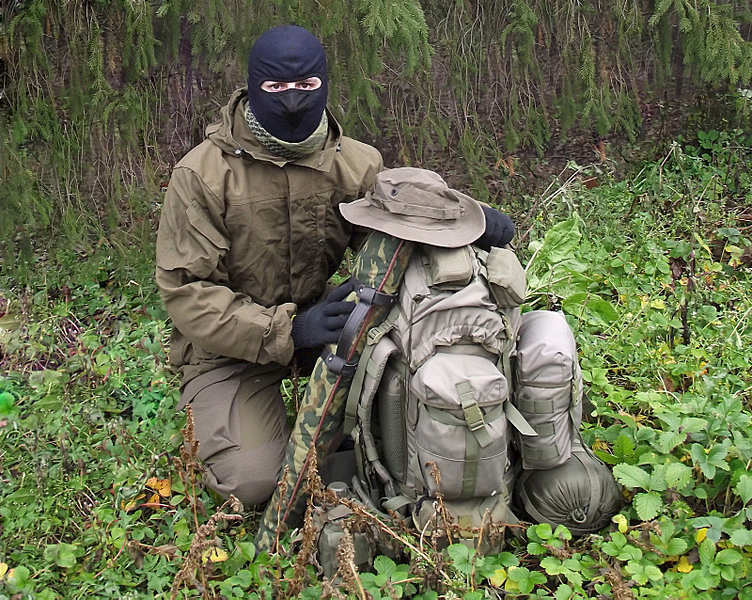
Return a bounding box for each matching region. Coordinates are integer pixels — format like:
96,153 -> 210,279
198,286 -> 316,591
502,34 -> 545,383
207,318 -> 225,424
612,514 -> 629,534
202,548 -> 228,564
677,556 -> 693,573
593,439 -> 609,453
0,562 -> 8,581
489,567 -> 507,587
143,493 -> 161,508
504,576 -> 520,593
121,492 -> 146,512
696,528 -> 707,544
146,477 -> 171,497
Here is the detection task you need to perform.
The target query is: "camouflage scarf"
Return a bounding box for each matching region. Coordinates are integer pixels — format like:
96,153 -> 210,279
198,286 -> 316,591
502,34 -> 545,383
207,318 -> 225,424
244,102 -> 329,160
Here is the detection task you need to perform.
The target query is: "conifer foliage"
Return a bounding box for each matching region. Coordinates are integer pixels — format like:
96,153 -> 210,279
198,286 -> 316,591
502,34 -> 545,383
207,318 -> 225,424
1,0 -> 751,267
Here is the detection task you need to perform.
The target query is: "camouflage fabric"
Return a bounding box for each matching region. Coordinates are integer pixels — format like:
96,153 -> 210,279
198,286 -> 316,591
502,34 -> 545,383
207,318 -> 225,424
256,231 -> 414,551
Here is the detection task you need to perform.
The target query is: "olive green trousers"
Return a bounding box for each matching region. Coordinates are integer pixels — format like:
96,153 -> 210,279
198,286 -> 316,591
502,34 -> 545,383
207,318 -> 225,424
177,362 -> 290,507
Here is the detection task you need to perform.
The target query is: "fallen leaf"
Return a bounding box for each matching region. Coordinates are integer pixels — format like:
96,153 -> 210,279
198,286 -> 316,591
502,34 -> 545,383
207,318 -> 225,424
0,562 -> 8,581
146,477 -> 171,498
695,528 -> 707,543
121,493 -> 146,512
202,548 -> 228,564
612,514 -> 629,534
142,493 -> 161,509
676,556 -> 693,573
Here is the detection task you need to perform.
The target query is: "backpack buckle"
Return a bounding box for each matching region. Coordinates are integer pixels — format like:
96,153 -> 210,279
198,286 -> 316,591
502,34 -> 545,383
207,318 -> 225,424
462,401 -> 486,432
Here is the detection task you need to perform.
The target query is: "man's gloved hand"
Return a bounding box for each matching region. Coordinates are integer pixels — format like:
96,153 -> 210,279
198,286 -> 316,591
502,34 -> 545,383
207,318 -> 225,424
474,204 -> 515,251
291,279 -> 356,349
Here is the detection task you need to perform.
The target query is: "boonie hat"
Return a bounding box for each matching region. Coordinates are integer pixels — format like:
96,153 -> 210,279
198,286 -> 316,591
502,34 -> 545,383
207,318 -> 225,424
339,167 -> 485,248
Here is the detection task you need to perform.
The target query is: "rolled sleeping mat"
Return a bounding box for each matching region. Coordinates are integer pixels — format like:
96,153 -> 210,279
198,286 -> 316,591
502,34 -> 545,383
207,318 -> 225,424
256,231 -> 414,551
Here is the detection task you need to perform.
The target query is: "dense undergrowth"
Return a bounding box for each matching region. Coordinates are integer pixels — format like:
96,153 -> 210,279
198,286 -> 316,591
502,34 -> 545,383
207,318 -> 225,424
0,134 -> 751,598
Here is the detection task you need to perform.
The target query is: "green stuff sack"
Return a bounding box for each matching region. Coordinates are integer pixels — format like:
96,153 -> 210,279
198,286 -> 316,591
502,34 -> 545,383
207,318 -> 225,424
514,434 -> 623,536
256,231 -> 414,552
512,310 -> 583,470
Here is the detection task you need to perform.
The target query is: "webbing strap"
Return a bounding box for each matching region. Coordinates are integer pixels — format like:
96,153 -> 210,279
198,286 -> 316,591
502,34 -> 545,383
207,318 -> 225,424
352,278 -> 397,307
534,422 -> 556,437
410,453 -> 428,494
504,402 -> 537,437
342,307 -> 401,436
462,427 -> 480,499
382,495 -> 415,512
456,381 -> 493,448
569,376 -> 583,426
520,444 -> 560,462
517,470 -> 551,526
425,404 -> 504,428
344,340 -> 379,435
517,398 -> 555,414
518,445 -> 602,536
575,444 -> 601,525
322,279 -> 397,378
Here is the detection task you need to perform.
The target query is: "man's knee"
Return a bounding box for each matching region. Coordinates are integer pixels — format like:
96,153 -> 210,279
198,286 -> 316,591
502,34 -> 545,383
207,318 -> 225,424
204,437 -> 287,507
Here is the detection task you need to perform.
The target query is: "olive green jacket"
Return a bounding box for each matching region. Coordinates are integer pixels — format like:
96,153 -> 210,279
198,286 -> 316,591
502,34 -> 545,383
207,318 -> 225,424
155,89 -> 383,384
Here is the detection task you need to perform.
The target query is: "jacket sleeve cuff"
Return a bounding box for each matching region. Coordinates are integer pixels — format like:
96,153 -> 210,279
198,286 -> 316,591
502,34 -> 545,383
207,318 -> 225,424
253,302 -> 297,365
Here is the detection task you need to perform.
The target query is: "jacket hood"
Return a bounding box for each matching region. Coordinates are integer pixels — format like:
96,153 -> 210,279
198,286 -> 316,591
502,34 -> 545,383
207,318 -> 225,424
206,88 -> 343,168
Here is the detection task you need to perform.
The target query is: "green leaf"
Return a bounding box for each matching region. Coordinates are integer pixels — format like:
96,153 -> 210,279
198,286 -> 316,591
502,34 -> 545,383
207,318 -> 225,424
655,430 -> 685,453
374,555 -> 396,577
698,538 -> 716,565
536,214 -> 584,264
715,549 -> 742,565
734,474 -> 752,505
44,542 -> 78,568
664,462 -> 692,490
508,566 -> 544,594
555,583 -> 574,600
612,435 -> 635,460
447,543 -> 474,576
0,391 -> 14,414
562,292 -> 618,326
728,529 -> 752,547
634,492 -> 663,521
613,463 -> 651,490
643,564 -> 663,582
663,537 -> 688,556
7,565 -> 31,588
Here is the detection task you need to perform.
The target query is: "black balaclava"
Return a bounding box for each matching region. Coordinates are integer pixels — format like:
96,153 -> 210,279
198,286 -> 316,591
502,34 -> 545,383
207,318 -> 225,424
247,25 -> 328,143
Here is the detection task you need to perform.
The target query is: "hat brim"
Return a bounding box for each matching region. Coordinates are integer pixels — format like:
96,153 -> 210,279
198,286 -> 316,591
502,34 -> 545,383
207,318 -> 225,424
339,191 -> 485,248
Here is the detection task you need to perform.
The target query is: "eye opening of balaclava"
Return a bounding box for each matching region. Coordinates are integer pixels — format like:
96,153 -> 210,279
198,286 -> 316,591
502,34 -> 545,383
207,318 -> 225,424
247,25 -> 329,143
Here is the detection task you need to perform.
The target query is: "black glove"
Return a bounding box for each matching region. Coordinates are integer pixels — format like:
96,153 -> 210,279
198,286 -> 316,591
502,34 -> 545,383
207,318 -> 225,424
291,279 -> 357,349
474,204 -> 515,251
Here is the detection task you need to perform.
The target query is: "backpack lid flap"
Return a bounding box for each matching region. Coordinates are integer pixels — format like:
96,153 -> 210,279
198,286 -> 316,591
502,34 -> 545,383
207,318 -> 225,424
410,352 -> 508,409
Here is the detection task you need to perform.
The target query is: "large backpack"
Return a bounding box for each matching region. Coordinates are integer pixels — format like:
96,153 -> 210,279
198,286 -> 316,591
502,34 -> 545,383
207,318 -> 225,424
342,244 -> 529,545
